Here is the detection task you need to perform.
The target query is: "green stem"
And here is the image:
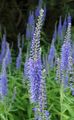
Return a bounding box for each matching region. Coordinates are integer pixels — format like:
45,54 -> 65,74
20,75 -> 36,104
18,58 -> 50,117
60,81 -> 64,120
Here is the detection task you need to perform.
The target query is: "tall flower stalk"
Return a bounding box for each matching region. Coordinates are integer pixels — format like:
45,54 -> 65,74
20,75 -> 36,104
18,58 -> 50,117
60,15 -> 72,120
48,41 -> 56,68
60,15 -> 71,83
26,8 -> 49,119
26,12 -> 35,40
5,43 -> 12,66
0,34 -> 6,64
29,8 -> 44,103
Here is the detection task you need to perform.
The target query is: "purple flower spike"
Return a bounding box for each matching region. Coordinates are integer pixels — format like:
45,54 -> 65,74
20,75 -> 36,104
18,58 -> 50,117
60,13 -> 72,89
35,6 -> 40,18
48,42 -> 55,68
0,73 -> 7,99
5,43 -> 12,66
60,15 -> 71,72
64,72 -> 69,88
0,34 -> 6,64
44,110 -> 50,120
60,41 -> 71,71
39,69 -> 49,120
26,8 -> 49,119
28,12 -> 34,26
63,17 -> 67,33
28,58 -> 42,103
30,9 -> 44,60
35,0 -> 43,17
26,12 -> 35,40
0,57 -> 8,99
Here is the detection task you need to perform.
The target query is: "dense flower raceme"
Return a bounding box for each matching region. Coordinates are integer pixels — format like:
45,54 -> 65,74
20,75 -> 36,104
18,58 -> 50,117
30,9 -> 44,60
0,34 -> 7,63
28,58 -> 49,119
26,12 -> 35,40
28,58 -> 42,103
59,15 -> 72,89
24,8 -> 49,119
16,47 -> 22,69
56,57 -> 61,83
0,48 -> 8,99
60,40 -> 71,72
28,8 -> 44,102
68,54 -> 74,95
35,0 -> 46,22
35,0 -> 43,17
60,15 -> 71,72
54,15 -> 74,94
5,43 -> 12,66
0,61 -> 7,99
62,17 -> 67,34
38,68 -> 49,119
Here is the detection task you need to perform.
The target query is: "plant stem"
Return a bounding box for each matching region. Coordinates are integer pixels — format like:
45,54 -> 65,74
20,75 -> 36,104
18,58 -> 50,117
60,81 -> 64,120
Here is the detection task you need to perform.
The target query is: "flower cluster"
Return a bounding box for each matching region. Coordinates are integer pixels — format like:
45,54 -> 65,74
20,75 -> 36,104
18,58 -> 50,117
26,12 -> 35,40
0,34 -> 6,63
0,42 -> 12,99
25,8 -> 49,120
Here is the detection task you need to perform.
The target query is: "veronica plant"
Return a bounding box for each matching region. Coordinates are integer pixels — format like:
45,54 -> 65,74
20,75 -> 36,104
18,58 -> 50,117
5,43 -> 12,66
62,17 -> 67,35
35,0 -> 43,18
26,12 -> 35,40
28,8 -> 44,102
38,68 -> 50,119
60,15 -> 71,74
26,8 -> 49,119
56,17 -> 72,119
0,51 -> 8,100
35,0 -> 46,22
